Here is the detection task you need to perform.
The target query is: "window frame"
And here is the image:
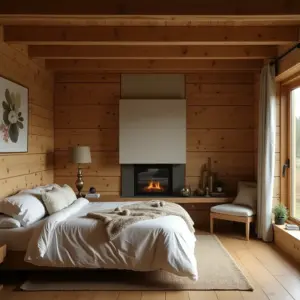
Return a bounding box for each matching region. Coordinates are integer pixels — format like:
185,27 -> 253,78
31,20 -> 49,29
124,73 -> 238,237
281,79 -> 300,225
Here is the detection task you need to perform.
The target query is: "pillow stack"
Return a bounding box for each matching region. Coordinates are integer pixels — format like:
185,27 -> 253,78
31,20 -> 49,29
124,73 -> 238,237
41,184 -> 77,215
0,184 -> 77,228
0,214 -> 21,228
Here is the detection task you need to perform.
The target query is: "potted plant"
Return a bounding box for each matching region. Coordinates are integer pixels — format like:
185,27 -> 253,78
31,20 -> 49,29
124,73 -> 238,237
273,203 -> 288,225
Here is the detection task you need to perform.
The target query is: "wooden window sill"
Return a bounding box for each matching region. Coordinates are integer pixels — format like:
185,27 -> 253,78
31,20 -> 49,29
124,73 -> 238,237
273,224 -> 300,264
274,224 -> 300,241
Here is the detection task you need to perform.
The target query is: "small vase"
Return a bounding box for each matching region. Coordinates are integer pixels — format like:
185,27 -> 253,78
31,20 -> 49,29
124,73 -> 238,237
275,217 -> 285,225
216,186 -> 223,192
181,186 -> 191,197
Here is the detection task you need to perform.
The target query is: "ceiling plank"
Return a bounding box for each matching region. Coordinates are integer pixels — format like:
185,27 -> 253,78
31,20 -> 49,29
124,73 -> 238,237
2,0 -> 300,15
45,59 -> 263,71
276,44 -> 300,81
4,26 -> 299,45
28,45 -> 277,59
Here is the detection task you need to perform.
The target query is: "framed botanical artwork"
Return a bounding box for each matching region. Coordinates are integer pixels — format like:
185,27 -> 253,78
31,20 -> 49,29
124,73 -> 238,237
0,76 -> 28,152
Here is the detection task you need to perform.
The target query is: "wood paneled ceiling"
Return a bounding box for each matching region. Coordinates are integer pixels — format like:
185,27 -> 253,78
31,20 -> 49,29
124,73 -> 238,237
1,0 -> 300,72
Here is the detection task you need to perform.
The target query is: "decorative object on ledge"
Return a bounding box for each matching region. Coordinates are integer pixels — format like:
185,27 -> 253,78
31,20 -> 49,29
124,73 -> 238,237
205,186 -> 210,197
181,186 -> 192,197
208,174 -> 214,194
273,203 -> 288,225
0,76 -> 28,153
215,180 -> 224,193
195,187 -> 205,196
207,157 -> 214,194
285,223 -> 299,231
86,186 -> 100,199
86,193 -> 100,199
201,164 -> 208,191
89,186 -> 96,194
71,146 -> 92,197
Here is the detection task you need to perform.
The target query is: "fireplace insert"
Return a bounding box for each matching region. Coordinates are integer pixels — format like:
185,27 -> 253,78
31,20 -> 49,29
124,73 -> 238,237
134,164 -> 173,196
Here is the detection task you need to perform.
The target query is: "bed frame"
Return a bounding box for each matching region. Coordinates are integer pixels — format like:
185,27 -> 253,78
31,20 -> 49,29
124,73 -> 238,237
0,251 -> 48,270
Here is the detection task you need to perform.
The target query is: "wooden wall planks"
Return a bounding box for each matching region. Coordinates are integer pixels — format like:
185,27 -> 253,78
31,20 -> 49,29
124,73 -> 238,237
54,75 -> 120,194
55,105 -> 118,129
55,129 -> 118,151
186,72 -> 256,195
0,38 -> 54,198
54,71 -> 259,196
187,106 -> 254,129
187,129 -> 254,152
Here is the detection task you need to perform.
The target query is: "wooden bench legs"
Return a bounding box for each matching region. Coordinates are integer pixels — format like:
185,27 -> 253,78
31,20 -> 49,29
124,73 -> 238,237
210,212 -> 255,241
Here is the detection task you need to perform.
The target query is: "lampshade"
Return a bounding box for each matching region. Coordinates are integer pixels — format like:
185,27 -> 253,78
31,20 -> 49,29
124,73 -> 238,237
71,146 -> 91,164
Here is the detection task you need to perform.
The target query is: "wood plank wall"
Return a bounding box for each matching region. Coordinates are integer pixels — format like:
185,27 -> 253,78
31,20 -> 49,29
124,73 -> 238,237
185,73 -> 255,193
54,72 -> 261,196
54,74 -> 120,194
0,39 -> 54,198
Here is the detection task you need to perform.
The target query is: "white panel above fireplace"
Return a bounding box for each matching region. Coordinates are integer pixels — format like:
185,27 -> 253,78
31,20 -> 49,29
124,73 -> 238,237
119,99 -> 186,164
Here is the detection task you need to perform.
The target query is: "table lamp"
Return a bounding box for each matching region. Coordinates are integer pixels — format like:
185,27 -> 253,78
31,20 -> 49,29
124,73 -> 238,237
71,146 -> 91,197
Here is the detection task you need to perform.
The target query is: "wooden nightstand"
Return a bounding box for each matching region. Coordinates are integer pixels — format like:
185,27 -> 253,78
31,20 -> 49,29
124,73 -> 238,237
0,244 -> 7,290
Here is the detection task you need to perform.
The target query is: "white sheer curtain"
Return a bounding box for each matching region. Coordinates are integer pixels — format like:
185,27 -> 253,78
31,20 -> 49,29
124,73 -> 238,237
257,64 -> 276,242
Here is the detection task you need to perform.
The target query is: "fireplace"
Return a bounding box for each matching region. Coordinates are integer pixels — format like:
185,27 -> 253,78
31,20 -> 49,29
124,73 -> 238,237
121,164 -> 185,197
134,164 -> 173,196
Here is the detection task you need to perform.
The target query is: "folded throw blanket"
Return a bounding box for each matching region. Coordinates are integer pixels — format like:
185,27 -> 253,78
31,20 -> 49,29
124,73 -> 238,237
87,200 -> 195,240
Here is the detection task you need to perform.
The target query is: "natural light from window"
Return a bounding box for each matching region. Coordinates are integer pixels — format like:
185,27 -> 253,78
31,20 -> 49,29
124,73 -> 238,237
291,87 -> 300,220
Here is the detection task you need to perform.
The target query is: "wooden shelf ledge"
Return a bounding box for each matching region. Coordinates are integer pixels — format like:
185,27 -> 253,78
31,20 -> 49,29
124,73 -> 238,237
88,195 -> 234,204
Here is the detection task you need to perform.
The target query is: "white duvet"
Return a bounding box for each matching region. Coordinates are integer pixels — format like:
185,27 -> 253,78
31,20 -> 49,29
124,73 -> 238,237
25,199 -> 198,280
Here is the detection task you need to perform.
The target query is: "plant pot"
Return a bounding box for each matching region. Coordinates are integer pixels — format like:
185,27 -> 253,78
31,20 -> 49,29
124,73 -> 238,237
275,217 -> 286,225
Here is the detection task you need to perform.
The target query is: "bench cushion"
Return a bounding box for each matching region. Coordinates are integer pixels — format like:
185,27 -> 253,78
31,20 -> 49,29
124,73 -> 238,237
211,204 -> 255,217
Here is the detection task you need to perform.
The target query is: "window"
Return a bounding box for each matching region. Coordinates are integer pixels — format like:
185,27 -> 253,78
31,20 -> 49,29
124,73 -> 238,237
289,87 -> 300,220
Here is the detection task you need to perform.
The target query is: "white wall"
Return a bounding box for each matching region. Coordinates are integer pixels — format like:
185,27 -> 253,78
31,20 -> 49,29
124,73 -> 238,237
119,99 -> 186,164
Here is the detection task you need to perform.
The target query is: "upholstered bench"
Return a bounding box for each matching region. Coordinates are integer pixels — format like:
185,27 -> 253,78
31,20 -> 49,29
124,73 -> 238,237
210,204 -> 256,241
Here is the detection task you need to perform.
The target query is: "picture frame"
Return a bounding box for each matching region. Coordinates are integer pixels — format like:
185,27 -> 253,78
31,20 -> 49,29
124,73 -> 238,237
0,76 -> 29,153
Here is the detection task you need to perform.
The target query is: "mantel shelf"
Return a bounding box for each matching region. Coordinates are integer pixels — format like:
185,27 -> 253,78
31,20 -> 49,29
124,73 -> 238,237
87,195 -> 234,204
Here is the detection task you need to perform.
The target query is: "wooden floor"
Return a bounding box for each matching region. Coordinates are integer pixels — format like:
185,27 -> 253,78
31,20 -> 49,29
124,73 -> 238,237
1,231 -> 300,300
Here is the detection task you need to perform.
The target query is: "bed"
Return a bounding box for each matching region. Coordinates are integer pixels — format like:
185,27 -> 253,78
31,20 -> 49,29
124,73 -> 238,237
0,220 -> 44,252
1,200 -> 198,280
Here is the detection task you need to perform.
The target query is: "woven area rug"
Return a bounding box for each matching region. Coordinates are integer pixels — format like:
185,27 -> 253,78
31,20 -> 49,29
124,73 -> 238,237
20,235 -> 253,291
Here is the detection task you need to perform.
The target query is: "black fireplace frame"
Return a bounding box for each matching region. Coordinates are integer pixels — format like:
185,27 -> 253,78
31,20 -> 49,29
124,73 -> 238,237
134,164 -> 173,196
121,164 -> 185,197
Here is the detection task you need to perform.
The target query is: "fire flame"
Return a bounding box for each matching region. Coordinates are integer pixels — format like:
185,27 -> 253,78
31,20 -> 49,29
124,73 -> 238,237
144,180 -> 164,192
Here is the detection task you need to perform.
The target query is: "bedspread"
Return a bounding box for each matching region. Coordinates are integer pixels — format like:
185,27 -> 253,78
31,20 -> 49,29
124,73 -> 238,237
25,199 -> 198,280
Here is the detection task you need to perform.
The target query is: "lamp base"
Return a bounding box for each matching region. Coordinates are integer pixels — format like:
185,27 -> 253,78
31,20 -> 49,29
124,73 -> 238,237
75,167 -> 84,198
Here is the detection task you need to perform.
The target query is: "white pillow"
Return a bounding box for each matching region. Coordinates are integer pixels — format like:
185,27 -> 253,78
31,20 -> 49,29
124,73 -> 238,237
19,184 -> 60,200
61,184 -> 77,204
233,186 -> 257,211
0,214 -> 21,228
0,193 -> 47,227
41,186 -> 74,215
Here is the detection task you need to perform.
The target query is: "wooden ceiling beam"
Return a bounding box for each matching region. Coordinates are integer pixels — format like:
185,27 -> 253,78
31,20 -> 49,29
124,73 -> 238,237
28,45 -> 277,59
4,26 -> 299,45
2,15 -> 300,26
45,59 -> 264,72
1,0 -> 300,15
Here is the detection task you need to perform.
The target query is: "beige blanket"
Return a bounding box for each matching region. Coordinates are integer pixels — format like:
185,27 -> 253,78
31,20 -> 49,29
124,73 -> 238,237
87,200 -> 195,240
